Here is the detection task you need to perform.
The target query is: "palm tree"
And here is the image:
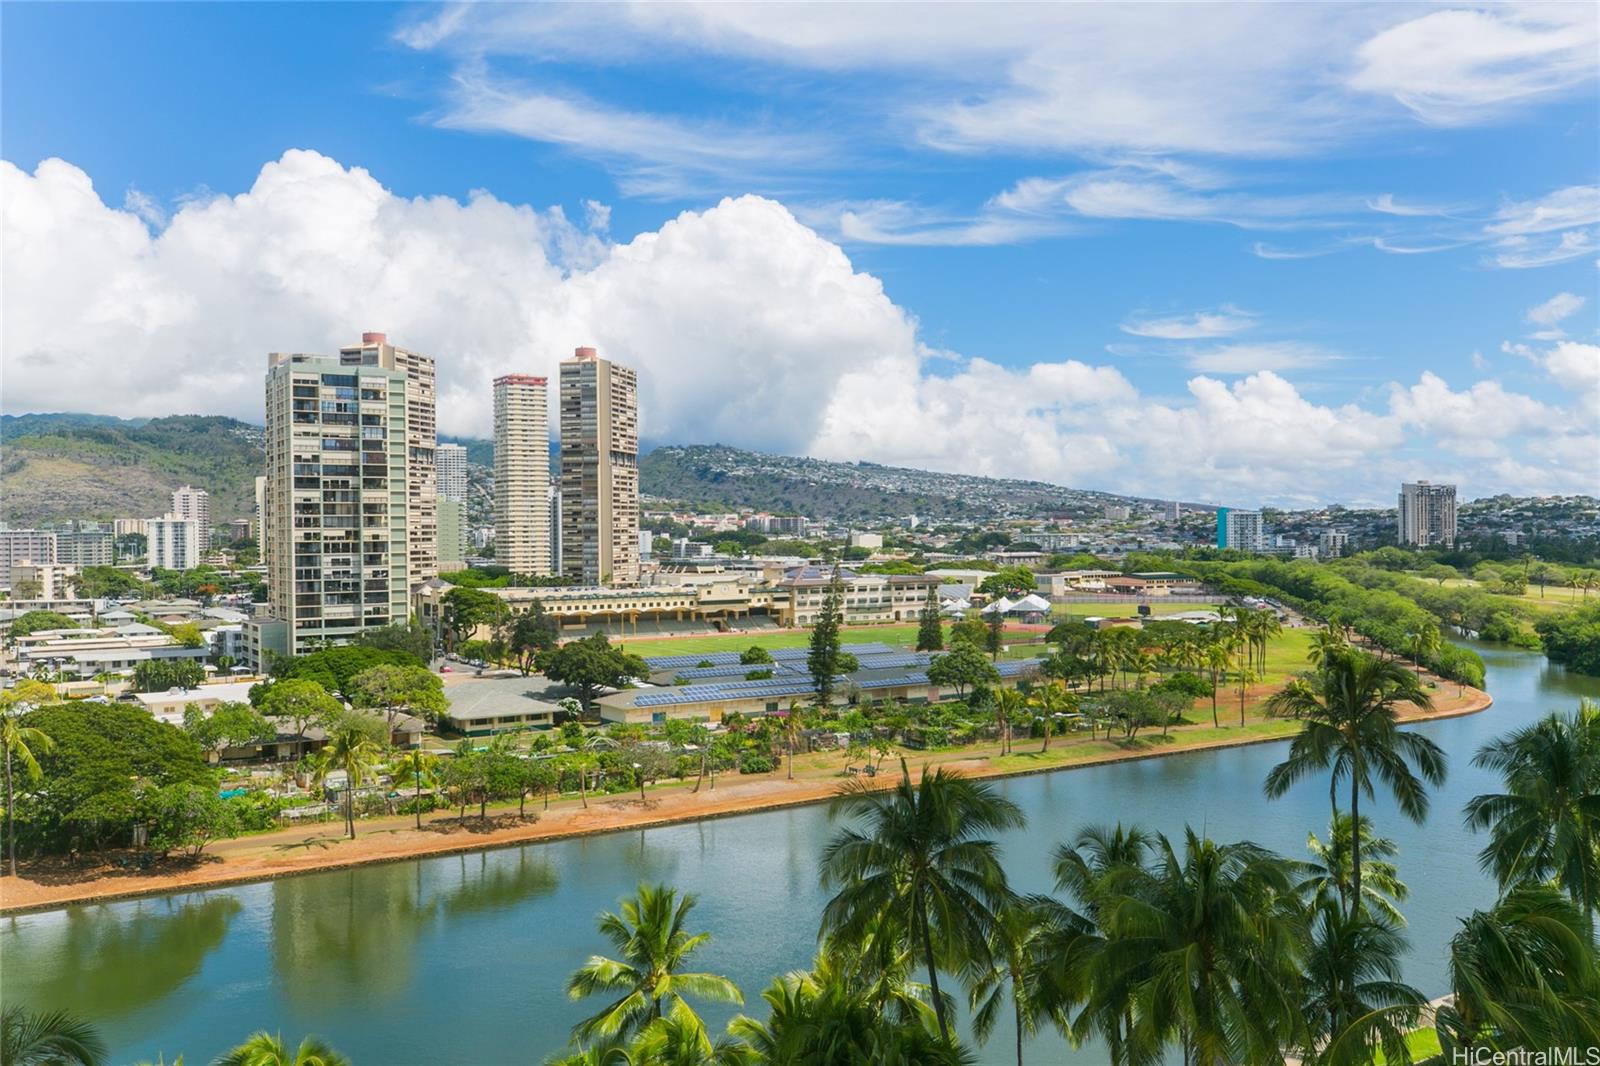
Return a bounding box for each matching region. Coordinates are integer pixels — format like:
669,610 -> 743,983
1029,681 -> 1073,754
567,883 -> 743,1046
1,680 -> 56,876
819,761 -> 1025,1043
782,699 -> 807,780
1,1006 -> 106,1066
1045,823 -> 1152,1064
212,1032 -> 350,1066
319,719 -> 383,840
1307,624 -> 1347,670
626,1001 -> 747,1066
728,950 -> 969,1066
1095,828 -> 1306,1065
1300,898 -> 1423,1066
1404,622 -> 1440,679
1464,701 -> 1600,926
993,687 -> 1025,756
1203,642 -> 1229,728
1435,884 -> 1600,1055
1297,813 -> 1410,925
1264,649 -> 1444,919
392,750 -> 439,831
967,898 -> 1051,1066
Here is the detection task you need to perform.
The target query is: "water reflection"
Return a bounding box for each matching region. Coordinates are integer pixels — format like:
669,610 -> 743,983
2,895 -> 239,1019
437,850 -> 559,917
270,863 -> 436,1008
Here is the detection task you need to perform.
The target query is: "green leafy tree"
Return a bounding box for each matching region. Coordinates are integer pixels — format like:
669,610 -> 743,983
213,1031 -> 350,1066
1264,648 -> 1444,919
353,618 -> 436,663
915,585 -> 944,653
254,679 -> 342,741
132,659 -> 206,693
441,586 -> 510,651
566,882 -> 743,1046
347,664 -> 447,739
541,634 -> 650,711
5,610 -> 77,640
977,566 -> 1036,597
925,642 -> 999,699
505,602 -> 559,676
0,1006 -> 107,1066
15,702 -> 212,856
738,645 -> 774,666
181,701 -> 275,759
272,646 -> 421,693
819,762 -> 1025,1043
1464,700 -> 1600,925
166,623 -> 206,649
140,781 -> 241,858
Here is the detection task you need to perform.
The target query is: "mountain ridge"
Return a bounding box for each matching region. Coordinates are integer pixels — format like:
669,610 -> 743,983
1,414 -> 1186,525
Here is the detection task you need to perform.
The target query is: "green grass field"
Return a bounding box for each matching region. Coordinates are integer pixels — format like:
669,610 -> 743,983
1430,575 -> 1593,613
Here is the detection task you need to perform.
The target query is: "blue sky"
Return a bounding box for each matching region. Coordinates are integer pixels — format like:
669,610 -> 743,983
3,2 -> 1597,506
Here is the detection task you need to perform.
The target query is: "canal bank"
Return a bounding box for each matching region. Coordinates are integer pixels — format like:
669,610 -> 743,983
2,640 -> 1585,1065
0,684 -> 1490,915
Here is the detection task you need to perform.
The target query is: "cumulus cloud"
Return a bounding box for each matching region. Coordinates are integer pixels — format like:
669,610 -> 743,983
4,150 -> 1596,505
0,151 -> 913,454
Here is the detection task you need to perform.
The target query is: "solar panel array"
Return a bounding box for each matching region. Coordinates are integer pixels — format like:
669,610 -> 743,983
643,641 -> 897,671
631,644 -> 1045,709
671,662 -> 810,681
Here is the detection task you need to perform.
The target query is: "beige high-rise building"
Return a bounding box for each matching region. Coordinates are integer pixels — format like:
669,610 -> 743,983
560,346 -> 639,586
339,332 -> 437,584
258,351 -> 410,656
171,485 -> 210,536
493,374 -> 552,575
1398,481 -> 1457,548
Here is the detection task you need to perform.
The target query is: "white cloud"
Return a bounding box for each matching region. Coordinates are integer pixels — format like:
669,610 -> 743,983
433,67 -> 829,198
1366,193 -> 1465,217
5,150 -> 1596,506
1183,342 -> 1336,374
0,151 -> 912,453
1349,6 -> 1599,125
402,4 -> 1597,168
1487,185 -> 1600,236
1526,291 -> 1587,328
1491,229 -> 1598,269
1121,307 -> 1256,340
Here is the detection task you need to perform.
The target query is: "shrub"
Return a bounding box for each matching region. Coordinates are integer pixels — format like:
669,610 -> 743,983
738,751 -> 776,774
744,668 -> 774,680
226,791 -> 285,833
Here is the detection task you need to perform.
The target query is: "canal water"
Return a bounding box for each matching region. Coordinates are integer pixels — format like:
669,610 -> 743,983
3,640 -> 1596,1064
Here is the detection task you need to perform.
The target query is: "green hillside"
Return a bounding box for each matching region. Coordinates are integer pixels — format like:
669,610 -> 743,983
1,414 -> 264,525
